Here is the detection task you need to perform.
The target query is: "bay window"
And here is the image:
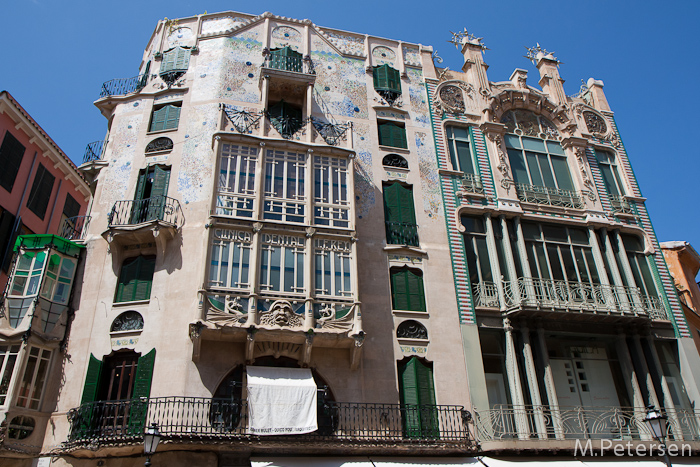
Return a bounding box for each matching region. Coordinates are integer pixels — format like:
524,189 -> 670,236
0,345 -> 20,406
263,149 -> 306,223
313,155 -> 350,228
259,234 -> 305,293
209,229 -> 252,289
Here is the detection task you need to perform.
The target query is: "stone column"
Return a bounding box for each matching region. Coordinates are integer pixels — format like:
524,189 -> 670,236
504,318 -> 529,439
644,335 -> 684,441
536,324 -> 564,439
499,216 -> 519,306
520,323 -> 547,439
514,217 -> 535,306
484,215 -> 505,310
615,329 -> 649,440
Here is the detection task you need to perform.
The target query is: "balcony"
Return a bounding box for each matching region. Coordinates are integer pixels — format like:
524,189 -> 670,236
99,74 -> 148,98
385,221 -> 419,247
609,194 -> 637,217
263,52 -> 316,76
472,278 -> 667,320
515,183 -> 584,209
65,397 -> 473,455
105,196 -> 184,245
59,215 -> 91,241
83,140 -> 105,164
457,173 -> 485,196
474,404 -> 700,443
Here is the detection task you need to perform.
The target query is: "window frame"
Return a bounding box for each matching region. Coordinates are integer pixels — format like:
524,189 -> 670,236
263,149 -> 306,223
208,229 -> 253,290
314,238 -> 353,298
259,234 -> 306,294
445,125 -> 477,174
390,266 -> 427,312
216,144 -> 258,218
149,103 -> 182,133
15,346 -> 52,410
595,148 -> 627,197
313,155 -> 350,228
114,255 -> 156,303
378,120 -> 408,149
0,131 -> 26,194
0,344 -> 20,407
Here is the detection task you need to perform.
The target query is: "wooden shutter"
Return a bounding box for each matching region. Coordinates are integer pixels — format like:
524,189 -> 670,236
406,269 -> 426,311
391,268 -> 409,310
384,182 -> 416,224
415,358 -> 439,438
62,194 -> 81,219
373,65 -> 387,89
146,167 -> 170,221
0,210 -> 16,270
0,131 -> 25,193
80,354 -> 103,404
379,122 -> 407,149
163,105 -> 181,131
116,256 -> 155,302
26,164 -> 56,220
134,256 -> 156,301
399,358 -> 422,438
373,65 -> 400,93
128,349 -> 156,435
386,66 -> 400,92
150,106 -> 167,132
172,48 -> 190,71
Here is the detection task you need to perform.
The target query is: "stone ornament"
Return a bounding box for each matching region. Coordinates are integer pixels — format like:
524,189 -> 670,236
382,153 -> 408,169
574,104 -> 620,147
434,81 -> 475,115
259,300 -> 303,328
110,311 -> 144,332
396,320 -> 428,340
145,137 -> 174,154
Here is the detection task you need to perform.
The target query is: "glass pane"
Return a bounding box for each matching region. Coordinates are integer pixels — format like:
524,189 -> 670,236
456,141 -> 474,174
522,223 -> 540,240
476,237 -> 493,282
551,156 -> 574,191
538,154 -> 556,188
547,244 -> 566,280
600,166 -> 619,196
452,127 -> 469,140
462,216 -> 485,234
572,248 -> 589,282
508,149 -> 529,184
569,228 -> 589,245
59,258 -> 76,279
546,141 -> 565,155
542,224 -> 567,243
522,137 -> 546,152
284,249 -> 294,292
583,249 -> 600,284
526,152 -> 544,186
504,134 -> 521,149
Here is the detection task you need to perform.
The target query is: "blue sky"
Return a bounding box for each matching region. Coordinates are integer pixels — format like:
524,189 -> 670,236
2,1 -> 699,257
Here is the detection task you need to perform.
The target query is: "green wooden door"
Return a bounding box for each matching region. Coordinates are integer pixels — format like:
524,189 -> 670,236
73,354 -> 103,441
399,357 -> 438,439
127,349 -> 156,436
146,166 -> 170,221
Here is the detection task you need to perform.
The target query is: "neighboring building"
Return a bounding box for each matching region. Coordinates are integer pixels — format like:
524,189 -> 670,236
427,33 -> 700,456
2,11 -> 473,467
3,11 -> 700,467
662,241 -> 700,356
0,91 -> 91,291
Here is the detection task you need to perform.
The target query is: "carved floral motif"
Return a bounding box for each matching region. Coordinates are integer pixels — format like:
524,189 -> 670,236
396,320 -> 428,339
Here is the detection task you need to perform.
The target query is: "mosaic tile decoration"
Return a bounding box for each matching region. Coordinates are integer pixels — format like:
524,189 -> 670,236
178,103 -> 219,204
372,46 -> 396,66
403,46 -> 421,67
322,30 -> 365,56
416,131 -> 442,221
407,68 -> 429,128
217,29 -> 263,103
352,122 -> 374,219
271,25 -> 302,50
100,113 -> 143,209
201,16 -> 246,35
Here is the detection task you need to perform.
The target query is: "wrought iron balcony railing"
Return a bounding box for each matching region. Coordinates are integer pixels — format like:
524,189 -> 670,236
108,196 -> 184,229
263,55 -> 315,75
66,397 -> 472,448
515,183 -> 584,209
59,216 -> 91,241
99,74 -> 148,98
609,194 -> 636,216
474,404 -> 700,442
83,140 -> 105,164
472,278 -> 667,319
459,173 -> 485,195
385,221 -> 419,247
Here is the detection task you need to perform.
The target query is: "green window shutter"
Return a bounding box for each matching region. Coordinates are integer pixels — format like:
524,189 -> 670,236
406,269 -> 426,311
373,66 -> 387,89
415,358 -> 439,438
383,183 -> 417,245
146,166 -> 171,221
128,349 -> 156,435
173,48 -> 190,71
116,258 -> 139,302
134,171 -> 147,201
391,269 -> 409,310
373,65 -> 401,93
163,105 -> 181,131
161,50 -> 176,73
26,164 -> 56,220
387,67 -> 400,92
116,256 -> 155,302
80,354 -> 103,404
379,122 -> 407,149
0,131 -> 26,193
399,358 -> 422,438
150,107 -> 168,132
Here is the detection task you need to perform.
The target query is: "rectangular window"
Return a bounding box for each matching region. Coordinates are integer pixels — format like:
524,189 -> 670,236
26,164 -> 56,220
383,182 -> 419,246
314,238 -> 352,297
259,234 -> 305,293
216,144 -> 258,218
378,120 -> 407,149
313,155 -> 349,228
505,136 -> 574,191
0,131 -> 25,193
149,103 -> 181,132
621,234 -> 658,297
115,255 -> 156,303
209,229 -> 252,289
39,253 -> 77,304
446,126 -> 475,174
390,267 -> 426,311
263,149 -> 306,223
0,345 -> 20,406
596,149 -> 626,196
15,346 -> 51,410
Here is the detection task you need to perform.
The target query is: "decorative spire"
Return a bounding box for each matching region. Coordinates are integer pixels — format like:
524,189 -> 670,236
524,43 -> 559,64
448,28 -> 486,50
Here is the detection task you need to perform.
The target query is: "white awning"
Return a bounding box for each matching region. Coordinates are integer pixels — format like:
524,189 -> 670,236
246,366 -> 317,435
251,457 -> 480,467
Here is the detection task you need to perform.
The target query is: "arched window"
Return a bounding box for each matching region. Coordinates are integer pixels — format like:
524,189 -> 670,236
382,154 -> 408,169
390,266 -> 426,312
501,109 -> 578,207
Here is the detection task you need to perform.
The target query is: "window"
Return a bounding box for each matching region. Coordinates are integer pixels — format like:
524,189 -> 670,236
111,311 -> 144,332
269,46 -> 303,72
314,238 -> 352,297
0,208 -> 17,272
621,234 -> 658,298
160,47 -> 190,85
378,120 -> 407,149
216,144 -> 258,217
521,222 -> 600,284
373,64 -> 401,105
115,255 -> 156,303
0,131 -> 25,193
462,215 -> 494,285
59,193 -> 81,238
39,253 -> 77,305
382,154 -> 408,169
595,149 -> 626,196
26,164 -> 55,220
390,266 -> 426,312
0,345 -> 20,405
383,182 -> 418,246
149,103 -> 181,132
268,100 -> 303,139
209,229 -> 252,289
263,149 -> 306,223
398,357 -> 438,439
15,347 -> 51,410
313,155 -> 350,228
259,234 -> 305,293
131,165 -> 170,223
396,320 -> 428,339
445,126 -> 475,174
